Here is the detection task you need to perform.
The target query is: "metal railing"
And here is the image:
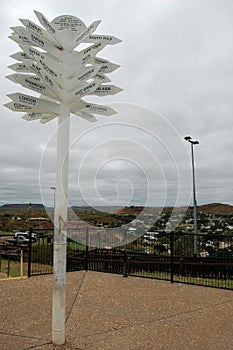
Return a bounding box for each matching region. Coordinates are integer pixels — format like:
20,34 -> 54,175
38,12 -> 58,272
27,228 -> 233,290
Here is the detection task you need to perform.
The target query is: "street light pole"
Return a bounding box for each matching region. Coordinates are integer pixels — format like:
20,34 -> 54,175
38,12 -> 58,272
184,136 -> 199,256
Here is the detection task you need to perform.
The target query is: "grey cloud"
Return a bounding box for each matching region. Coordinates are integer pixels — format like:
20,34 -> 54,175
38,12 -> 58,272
1,0 -> 233,207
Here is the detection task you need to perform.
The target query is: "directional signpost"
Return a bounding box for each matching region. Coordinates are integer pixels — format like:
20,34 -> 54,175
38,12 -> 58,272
5,10 -> 122,346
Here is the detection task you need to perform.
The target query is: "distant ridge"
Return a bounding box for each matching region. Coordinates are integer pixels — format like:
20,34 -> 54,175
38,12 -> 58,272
0,203 -> 45,211
114,203 -> 233,216
197,203 -> 233,215
0,202 -> 233,215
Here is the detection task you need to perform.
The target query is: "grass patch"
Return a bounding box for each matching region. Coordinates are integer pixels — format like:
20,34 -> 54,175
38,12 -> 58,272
0,258 -> 28,278
129,271 -> 233,289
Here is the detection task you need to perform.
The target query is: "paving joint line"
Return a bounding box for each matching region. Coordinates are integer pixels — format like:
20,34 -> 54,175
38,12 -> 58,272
65,271 -> 88,324
81,298 -> 233,338
0,330 -> 47,341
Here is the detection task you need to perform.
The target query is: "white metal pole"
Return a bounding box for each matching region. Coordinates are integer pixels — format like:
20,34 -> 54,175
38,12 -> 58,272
20,249 -> 23,278
191,143 -> 198,256
52,103 -> 70,345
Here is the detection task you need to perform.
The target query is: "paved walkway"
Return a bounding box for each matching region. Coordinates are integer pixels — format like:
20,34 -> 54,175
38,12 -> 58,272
0,271 -> 232,350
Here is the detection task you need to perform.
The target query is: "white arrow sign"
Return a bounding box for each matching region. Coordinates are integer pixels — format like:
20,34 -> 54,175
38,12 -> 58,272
93,57 -> 121,73
7,92 -> 61,114
74,110 -> 97,123
34,55 -> 63,85
19,59 -> 42,75
10,51 -> 32,61
34,11 -> 58,42
19,18 -> 61,48
17,26 -> 65,60
10,26 -> 32,38
40,115 -> 58,124
90,84 -> 123,96
69,99 -> 116,116
68,65 -> 100,89
67,41 -> 106,73
8,62 -> 31,73
67,79 -> 101,102
22,111 -> 58,121
94,73 -> 111,83
71,20 -> 101,49
6,74 -> 58,99
20,45 -> 61,65
9,33 -> 32,46
4,101 -> 45,113
81,102 -> 116,116
85,34 -> 122,45
38,70 -> 63,101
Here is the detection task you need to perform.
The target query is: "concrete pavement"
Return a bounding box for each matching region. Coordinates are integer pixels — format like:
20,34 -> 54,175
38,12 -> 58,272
0,271 -> 232,349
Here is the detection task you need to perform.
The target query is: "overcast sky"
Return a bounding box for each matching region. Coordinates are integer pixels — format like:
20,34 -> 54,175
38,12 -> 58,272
0,0 -> 233,209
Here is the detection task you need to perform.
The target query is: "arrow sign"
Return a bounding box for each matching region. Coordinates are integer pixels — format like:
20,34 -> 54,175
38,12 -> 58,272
34,55 -> 63,86
9,33 -> 32,46
19,45 -> 46,60
10,51 -> 32,61
69,99 -> 116,116
20,45 -> 61,65
38,70 -> 63,101
68,65 -> 100,90
16,26 -> 65,60
40,115 -> 58,124
89,84 -> 123,96
81,102 -> 116,116
22,112 -> 44,120
85,34 -> 122,45
94,73 -> 111,83
34,11 -> 58,42
68,41 -> 106,70
19,18 -> 61,48
74,110 -> 97,123
22,111 -> 58,121
10,25 -> 28,35
6,74 -> 58,100
71,20 -> 101,49
93,57 -> 121,73
14,59 -> 42,75
4,101 -> 45,113
8,62 -> 31,73
7,92 -> 61,114
67,79 -> 102,102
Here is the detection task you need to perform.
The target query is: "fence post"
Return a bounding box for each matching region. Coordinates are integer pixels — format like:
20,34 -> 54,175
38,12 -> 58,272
170,231 -> 174,284
123,230 -> 128,277
20,249 -> 23,278
85,226 -> 89,271
27,227 -> 32,278
7,253 -> 10,277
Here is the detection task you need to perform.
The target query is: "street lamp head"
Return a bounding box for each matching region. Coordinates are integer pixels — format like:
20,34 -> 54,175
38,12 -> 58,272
184,136 -> 199,145
184,136 -> 192,141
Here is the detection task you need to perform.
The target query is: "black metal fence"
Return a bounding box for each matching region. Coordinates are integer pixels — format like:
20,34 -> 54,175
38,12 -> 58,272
27,227 -> 233,290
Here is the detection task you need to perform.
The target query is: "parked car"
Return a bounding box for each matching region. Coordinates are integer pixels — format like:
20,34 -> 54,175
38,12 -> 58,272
14,231 -> 38,243
16,236 -> 30,243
